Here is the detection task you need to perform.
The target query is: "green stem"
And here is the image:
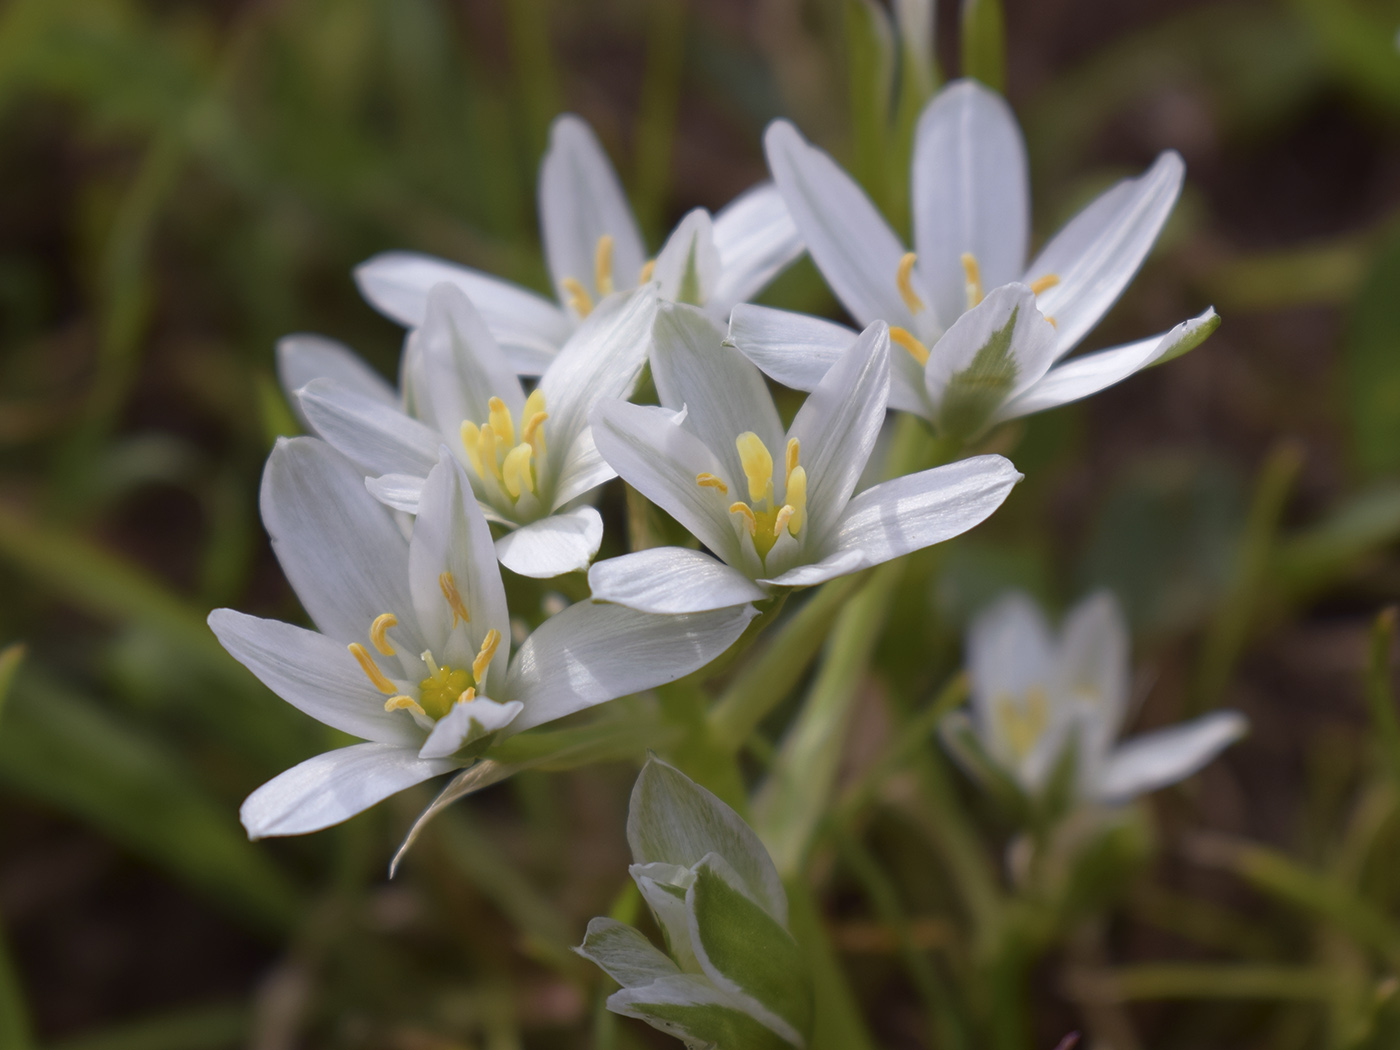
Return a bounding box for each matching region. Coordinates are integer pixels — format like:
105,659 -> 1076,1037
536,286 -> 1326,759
1364,607 -> 1400,791
787,878 -> 879,1050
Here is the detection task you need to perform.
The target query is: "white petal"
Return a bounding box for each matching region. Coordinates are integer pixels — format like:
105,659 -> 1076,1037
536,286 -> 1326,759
831,454 -> 1021,567
590,399 -> 742,566
764,120 -> 916,329
588,547 -> 768,614
966,592 -> 1056,736
412,283 -> 525,439
418,698 -> 524,760
912,79 -> 1030,330
240,742 -> 457,839
923,284 -> 1058,440
260,437 -> 417,644
653,209 -> 721,305
539,286 -> 658,494
785,321 -> 891,543
551,426 -> 615,510
505,601 -> 757,732
1056,592 -> 1132,753
539,115 -> 647,310
709,182 -> 805,314
1095,711 -> 1248,803
208,609 -> 423,746
575,917 -> 682,989
353,251 -> 570,373
410,453 -> 512,672
606,974 -> 795,1047
1027,150 -> 1185,357
651,302 -> 785,487
298,379 -> 441,479
276,334 -> 396,422
997,308 -> 1219,421
494,506 -> 604,579
365,473 -> 427,515
759,547 -> 868,589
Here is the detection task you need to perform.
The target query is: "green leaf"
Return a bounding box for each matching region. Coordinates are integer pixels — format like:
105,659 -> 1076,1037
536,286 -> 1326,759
0,913 -> 33,1050
1346,231 -> 1400,477
844,0 -> 896,218
576,917 -> 681,989
0,643 -> 24,732
960,0 -> 1006,92
627,758 -> 787,923
608,974 -> 798,1050
689,859 -> 812,1040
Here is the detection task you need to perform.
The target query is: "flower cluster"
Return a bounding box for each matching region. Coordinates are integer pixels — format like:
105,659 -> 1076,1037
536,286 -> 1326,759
212,77 -> 1236,870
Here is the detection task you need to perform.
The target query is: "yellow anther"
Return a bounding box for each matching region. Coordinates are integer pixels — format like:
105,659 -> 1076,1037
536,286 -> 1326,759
502,443 -> 535,499
896,252 -> 925,314
457,686 -> 477,704
472,628 -> 501,685
639,259 -> 656,283
890,326 -> 930,367
729,502 -> 757,535
785,438 -> 800,486
1028,273 -> 1061,296
696,472 -> 728,495
488,396 -> 516,448
349,642 -> 398,695
521,388 -> 548,456
562,277 -> 593,318
460,420 -> 485,477
784,465 -> 807,536
384,695 -> 427,717
439,572 -> 470,627
773,505 -> 794,536
960,252 -> 984,310
1045,315 -> 1058,329
478,423 -> 503,482
370,613 -> 398,656
996,687 -> 1050,760
595,234 -> 616,297
735,431 -> 774,504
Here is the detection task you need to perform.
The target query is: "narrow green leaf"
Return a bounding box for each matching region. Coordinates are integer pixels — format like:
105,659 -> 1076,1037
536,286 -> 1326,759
960,0 -> 1006,93
844,0 -> 896,216
0,643 -> 24,731
47,1004 -> 248,1050
1364,608 -> 1400,792
1346,231 -> 1400,477
0,914 -> 33,1050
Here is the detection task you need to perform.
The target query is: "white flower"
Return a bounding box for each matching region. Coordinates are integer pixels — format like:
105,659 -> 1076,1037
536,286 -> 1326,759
282,283 -> 657,579
208,438 -> 756,838
355,114 -> 804,374
942,591 -> 1247,804
584,302 -> 1023,614
729,78 -> 1217,442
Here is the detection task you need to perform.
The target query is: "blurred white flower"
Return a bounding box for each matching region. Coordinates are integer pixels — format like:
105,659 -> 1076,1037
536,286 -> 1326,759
585,302 -> 1022,614
282,284 -> 655,578
730,78 -> 1216,442
209,438 -> 755,838
356,114 -> 804,374
942,591 -> 1246,804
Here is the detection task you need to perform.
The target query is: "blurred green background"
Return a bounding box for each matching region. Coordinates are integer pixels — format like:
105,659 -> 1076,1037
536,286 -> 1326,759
6,0 -> 1400,1047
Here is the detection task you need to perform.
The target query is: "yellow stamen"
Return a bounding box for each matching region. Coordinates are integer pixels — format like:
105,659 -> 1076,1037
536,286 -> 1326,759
784,465 -> 807,535
421,649 -> 441,678
460,421 -> 485,477
562,277 -> 593,318
890,326 -> 930,367
1045,316 -> 1057,329
521,388 -> 548,456
960,252 -> 984,310
595,234 -> 615,297
996,687 -> 1049,760
457,686 -> 477,704
735,431 -> 774,504
472,628 -> 501,685
349,642 -> 397,695
773,505 -> 794,536
369,613 -> 398,656
639,259 -> 656,283
384,695 -> 427,717
896,252 -> 924,314
488,396 -> 516,448
502,443 -> 534,499
1028,273 -> 1060,296
439,572 -> 470,627
478,423 -> 503,482
784,438 -> 799,486
696,472 -> 728,495
729,502 -> 757,535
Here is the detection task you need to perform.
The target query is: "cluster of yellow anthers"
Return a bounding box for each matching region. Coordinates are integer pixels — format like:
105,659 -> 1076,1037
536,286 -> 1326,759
887,252 -> 1061,367
459,393 -> 549,501
696,434 -> 808,562
996,686 -> 1051,761
346,571 -> 502,722
561,235 -> 657,318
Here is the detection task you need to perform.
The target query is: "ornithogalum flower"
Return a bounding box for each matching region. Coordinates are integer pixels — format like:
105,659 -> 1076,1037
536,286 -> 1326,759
729,78 -> 1217,443
585,303 -> 1022,614
283,283 -> 656,579
208,439 -> 755,838
941,591 -> 1247,804
356,114 -> 803,374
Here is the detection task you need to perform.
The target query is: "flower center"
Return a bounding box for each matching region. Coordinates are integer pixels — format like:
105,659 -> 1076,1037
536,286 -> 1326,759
346,571 -> 503,722
695,433 -> 807,562
994,686 -> 1050,761
459,390 -> 548,502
